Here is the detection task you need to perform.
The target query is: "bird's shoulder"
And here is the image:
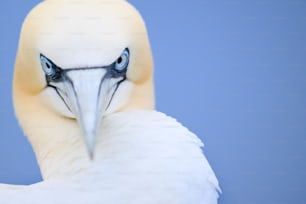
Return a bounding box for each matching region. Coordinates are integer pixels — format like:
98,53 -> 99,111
105,110 -> 202,143
100,110 -> 221,196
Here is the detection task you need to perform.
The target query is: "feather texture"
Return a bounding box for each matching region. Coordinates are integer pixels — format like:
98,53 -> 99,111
0,111 -> 220,203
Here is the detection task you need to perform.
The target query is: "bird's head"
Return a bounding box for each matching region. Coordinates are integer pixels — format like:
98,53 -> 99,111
13,0 -> 154,159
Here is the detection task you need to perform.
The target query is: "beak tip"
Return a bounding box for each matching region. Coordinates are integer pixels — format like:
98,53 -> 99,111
89,151 -> 95,161
86,141 -> 96,161
83,131 -> 97,161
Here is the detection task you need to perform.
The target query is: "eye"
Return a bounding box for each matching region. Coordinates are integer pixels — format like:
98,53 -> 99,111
40,55 -> 55,76
114,49 -> 129,72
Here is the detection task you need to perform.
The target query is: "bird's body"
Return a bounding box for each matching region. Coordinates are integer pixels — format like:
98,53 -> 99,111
1,111 -> 219,204
2,0 -> 220,203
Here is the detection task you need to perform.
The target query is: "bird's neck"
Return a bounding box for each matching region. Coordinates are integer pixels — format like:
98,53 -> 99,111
13,79 -> 156,180
15,95 -> 171,180
26,112 -> 93,180
15,92 -> 99,179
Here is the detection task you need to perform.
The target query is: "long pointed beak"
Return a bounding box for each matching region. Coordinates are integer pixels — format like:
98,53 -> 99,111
62,69 -> 111,158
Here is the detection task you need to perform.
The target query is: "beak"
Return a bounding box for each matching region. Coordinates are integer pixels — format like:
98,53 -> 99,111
61,68 -> 114,159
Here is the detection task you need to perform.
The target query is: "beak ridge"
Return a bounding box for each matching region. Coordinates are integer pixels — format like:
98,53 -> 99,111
63,69 -> 109,158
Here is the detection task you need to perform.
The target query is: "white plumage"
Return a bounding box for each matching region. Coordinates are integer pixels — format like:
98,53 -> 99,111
2,0 -> 220,203
1,111 -> 220,203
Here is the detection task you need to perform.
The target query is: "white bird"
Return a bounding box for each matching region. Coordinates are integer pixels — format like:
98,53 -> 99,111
1,0 -> 220,203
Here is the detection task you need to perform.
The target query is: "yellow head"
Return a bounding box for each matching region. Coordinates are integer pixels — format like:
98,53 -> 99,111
14,0 -> 154,159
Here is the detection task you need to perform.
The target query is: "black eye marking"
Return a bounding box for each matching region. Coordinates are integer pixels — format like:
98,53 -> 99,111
40,54 -> 64,83
39,48 -> 130,116
40,48 -> 130,82
111,48 -> 129,78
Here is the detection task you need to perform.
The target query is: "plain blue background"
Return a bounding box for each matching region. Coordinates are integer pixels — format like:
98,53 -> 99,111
1,1 -> 306,203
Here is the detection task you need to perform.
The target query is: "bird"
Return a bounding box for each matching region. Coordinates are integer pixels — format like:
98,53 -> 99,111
1,0 -> 220,203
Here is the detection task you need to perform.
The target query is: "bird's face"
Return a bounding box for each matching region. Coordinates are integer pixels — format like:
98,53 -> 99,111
14,0 -> 154,157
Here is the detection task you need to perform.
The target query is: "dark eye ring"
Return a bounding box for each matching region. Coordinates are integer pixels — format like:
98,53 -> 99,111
114,49 -> 129,72
40,55 -> 55,76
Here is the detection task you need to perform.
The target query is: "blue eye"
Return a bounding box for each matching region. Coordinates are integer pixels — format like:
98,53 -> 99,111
114,50 -> 129,72
40,55 -> 55,76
